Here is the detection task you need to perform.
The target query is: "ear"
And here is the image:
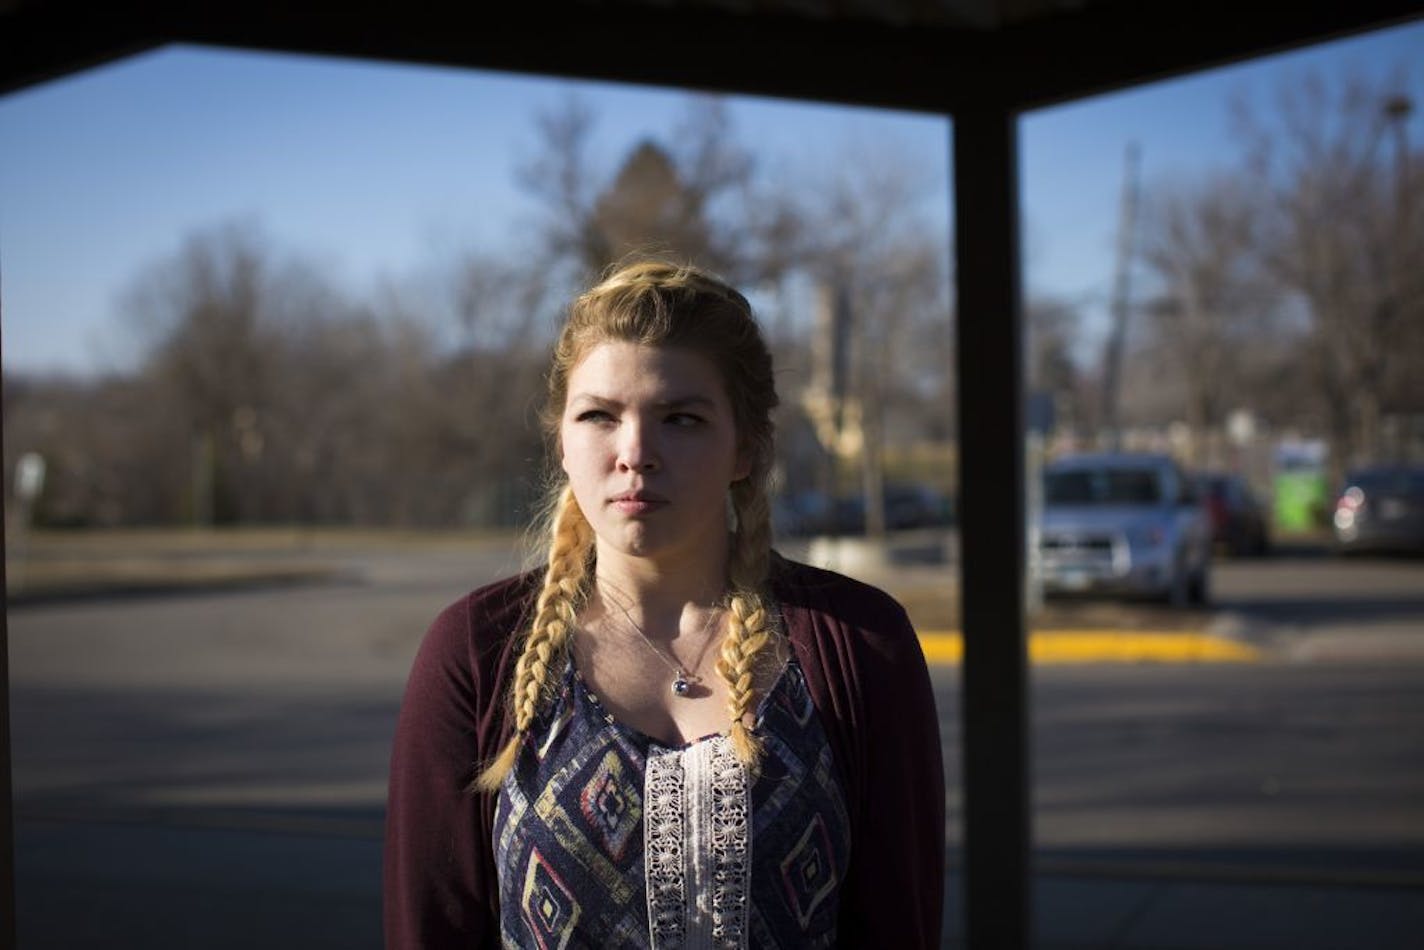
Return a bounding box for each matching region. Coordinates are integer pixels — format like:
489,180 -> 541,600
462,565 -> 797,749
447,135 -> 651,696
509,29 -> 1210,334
731,443 -> 753,483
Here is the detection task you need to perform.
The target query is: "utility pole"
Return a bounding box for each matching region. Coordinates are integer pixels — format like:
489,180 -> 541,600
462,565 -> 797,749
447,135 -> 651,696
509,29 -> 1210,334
1099,142 -> 1141,450
1383,93 -> 1412,463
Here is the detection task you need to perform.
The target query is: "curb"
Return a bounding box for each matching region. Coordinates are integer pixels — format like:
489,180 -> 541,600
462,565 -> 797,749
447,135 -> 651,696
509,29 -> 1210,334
5,566 -> 353,607
918,629 -> 1262,665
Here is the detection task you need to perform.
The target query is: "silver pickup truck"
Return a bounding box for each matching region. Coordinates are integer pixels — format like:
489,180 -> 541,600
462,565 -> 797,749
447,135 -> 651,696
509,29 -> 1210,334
1037,452 -> 1212,605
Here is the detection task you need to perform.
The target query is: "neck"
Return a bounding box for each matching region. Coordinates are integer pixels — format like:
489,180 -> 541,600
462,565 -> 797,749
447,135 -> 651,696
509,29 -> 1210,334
591,538 -> 731,633
593,551 -> 728,607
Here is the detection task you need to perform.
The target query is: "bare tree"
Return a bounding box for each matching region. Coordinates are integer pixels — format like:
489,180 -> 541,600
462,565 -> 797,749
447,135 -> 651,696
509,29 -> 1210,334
1136,174 -> 1276,465
451,253 -> 552,351
2,371 -> 189,526
123,222 -> 295,523
517,95 -> 605,276
517,95 -> 797,287
1026,295 -> 1089,436
591,140 -> 722,268
1233,69 -> 1424,478
9,219 -> 559,529
800,147 -> 953,535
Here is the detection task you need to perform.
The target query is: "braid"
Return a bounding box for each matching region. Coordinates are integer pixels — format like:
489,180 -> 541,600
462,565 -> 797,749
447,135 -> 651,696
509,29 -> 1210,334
716,478 -> 777,768
472,486 -> 593,792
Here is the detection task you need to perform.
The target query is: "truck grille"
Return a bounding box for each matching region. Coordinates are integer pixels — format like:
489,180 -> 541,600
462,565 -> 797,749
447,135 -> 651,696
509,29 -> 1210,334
1040,532 -> 1117,570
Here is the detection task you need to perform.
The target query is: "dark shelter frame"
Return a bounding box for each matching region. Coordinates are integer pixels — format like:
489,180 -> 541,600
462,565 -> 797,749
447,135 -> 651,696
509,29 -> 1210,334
2,2 -> 1420,946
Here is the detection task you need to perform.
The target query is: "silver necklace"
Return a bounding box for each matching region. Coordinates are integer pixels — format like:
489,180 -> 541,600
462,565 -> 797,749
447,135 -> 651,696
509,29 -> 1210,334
598,582 -> 723,697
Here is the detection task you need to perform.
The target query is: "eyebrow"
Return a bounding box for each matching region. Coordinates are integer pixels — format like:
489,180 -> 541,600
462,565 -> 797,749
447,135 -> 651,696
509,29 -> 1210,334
569,394 -> 719,411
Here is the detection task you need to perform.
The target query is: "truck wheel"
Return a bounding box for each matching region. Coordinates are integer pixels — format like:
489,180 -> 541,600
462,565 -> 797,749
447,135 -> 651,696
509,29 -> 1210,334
1189,565 -> 1211,606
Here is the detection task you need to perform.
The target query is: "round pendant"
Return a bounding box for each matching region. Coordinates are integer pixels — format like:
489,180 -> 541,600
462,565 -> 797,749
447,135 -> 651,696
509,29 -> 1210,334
671,676 -> 690,696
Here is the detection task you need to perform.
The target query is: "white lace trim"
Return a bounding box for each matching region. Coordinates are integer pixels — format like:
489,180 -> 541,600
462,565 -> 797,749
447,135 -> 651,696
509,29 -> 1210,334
644,736 -> 750,949
645,749 -> 687,945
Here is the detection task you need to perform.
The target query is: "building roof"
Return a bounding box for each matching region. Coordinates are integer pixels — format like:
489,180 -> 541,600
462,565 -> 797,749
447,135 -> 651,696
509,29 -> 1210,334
4,1 -> 1421,108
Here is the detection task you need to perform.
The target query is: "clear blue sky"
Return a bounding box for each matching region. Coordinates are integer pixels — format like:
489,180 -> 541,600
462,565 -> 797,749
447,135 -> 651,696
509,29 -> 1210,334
1,20 -> 1420,376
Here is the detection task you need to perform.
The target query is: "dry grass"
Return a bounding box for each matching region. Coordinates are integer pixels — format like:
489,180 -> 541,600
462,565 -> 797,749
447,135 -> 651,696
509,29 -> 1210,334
4,526 -> 517,600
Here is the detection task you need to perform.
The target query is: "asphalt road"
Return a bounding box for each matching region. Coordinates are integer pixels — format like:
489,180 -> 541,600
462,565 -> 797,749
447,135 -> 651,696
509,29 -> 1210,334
1206,544 -> 1424,662
6,538 -> 1424,946
1014,540 -> 1424,660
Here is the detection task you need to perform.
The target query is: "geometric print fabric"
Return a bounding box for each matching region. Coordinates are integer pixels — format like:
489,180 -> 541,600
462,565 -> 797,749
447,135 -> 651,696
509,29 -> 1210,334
495,655 -> 849,948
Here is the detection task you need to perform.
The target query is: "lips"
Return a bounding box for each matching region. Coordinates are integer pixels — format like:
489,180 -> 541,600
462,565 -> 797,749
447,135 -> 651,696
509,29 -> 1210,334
610,489 -> 667,515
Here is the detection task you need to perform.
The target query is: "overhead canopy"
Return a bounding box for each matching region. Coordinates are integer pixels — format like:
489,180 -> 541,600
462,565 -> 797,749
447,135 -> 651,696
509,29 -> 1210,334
2,3 -> 1419,948
3,0 -> 1420,109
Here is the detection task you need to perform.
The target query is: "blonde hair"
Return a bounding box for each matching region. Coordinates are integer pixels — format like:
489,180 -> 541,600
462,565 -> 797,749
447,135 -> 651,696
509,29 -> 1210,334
473,260 -> 780,791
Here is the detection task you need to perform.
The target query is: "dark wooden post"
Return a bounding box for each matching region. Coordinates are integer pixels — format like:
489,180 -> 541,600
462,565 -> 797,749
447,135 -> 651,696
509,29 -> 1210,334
953,103 -> 1031,948
1,317 -> 16,949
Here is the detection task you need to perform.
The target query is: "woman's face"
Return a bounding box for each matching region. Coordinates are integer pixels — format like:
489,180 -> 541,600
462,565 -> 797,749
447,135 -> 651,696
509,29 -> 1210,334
560,341 -> 749,567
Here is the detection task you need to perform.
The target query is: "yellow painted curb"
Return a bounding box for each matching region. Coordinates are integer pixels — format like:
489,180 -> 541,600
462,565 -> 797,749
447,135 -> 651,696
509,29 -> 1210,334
917,630 -> 1260,664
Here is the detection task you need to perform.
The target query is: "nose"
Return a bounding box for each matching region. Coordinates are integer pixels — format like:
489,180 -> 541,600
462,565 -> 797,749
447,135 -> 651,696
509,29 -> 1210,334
616,420 -> 660,473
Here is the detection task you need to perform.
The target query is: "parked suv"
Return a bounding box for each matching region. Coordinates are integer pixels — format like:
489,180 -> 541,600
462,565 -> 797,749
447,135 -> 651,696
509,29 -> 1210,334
1038,453 -> 1212,605
1333,465 -> 1424,555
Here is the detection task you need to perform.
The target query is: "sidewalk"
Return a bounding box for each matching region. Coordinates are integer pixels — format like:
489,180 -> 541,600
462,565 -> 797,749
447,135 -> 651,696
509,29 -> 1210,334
947,868 -> 1424,949
15,815 -> 1423,948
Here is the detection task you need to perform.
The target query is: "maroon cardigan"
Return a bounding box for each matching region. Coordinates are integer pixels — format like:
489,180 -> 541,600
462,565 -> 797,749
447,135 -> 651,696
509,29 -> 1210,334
383,557 -> 945,948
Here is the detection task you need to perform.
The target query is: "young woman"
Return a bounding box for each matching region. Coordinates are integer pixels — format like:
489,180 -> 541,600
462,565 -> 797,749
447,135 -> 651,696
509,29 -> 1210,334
384,261 -> 944,948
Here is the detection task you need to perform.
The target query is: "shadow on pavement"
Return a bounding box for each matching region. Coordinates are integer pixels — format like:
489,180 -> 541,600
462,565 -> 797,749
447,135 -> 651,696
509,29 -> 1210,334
11,683 -> 395,948
1214,595 -> 1424,627
943,846 -> 1424,949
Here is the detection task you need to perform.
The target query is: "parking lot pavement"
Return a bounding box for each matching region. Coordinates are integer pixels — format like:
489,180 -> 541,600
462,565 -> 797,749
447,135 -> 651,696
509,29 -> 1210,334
847,550 -> 1424,666
943,867 -> 1424,949
7,532 -> 1423,947
12,527 -> 1421,666
15,818 -> 381,949
24,814 -> 1422,950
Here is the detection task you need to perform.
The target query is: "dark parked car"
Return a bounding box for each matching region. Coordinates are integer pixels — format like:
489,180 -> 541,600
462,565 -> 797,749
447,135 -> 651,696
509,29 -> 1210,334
1198,472 -> 1271,556
773,484 -> 952,536
1333,465 -> 1424,555
1038,453 -> 1212,605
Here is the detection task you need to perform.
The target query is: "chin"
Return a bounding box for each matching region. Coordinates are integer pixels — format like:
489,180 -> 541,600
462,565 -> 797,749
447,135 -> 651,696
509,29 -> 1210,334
598,522 -> 656,557
621,533 -> 672,560
591,510 -> 727,565
601,524 -> 693,563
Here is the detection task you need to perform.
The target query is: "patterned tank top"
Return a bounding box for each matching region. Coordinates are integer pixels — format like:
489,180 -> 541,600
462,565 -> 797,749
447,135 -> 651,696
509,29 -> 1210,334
493,655 -> 850,948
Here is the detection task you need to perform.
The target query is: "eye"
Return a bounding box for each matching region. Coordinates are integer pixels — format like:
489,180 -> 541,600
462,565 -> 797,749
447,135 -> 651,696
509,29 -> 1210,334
667,412 -> 705,428
575,409 -> 615,424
